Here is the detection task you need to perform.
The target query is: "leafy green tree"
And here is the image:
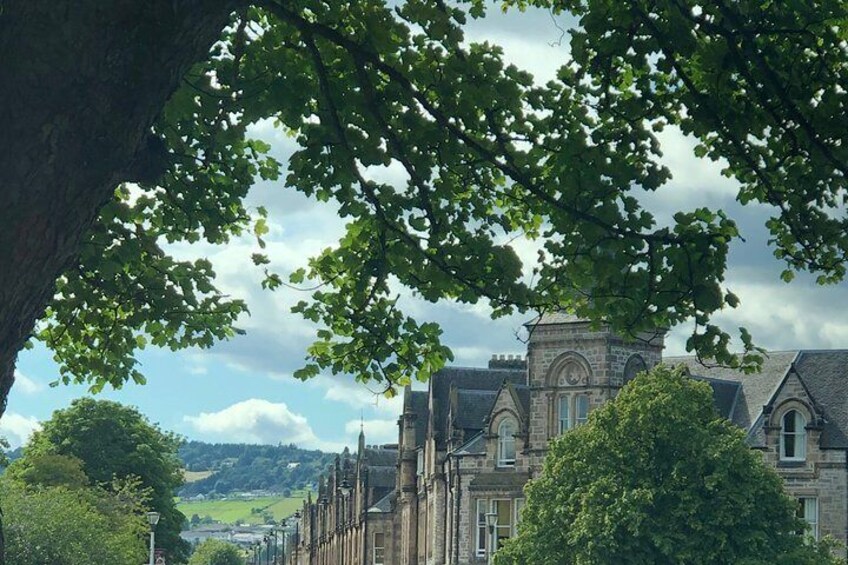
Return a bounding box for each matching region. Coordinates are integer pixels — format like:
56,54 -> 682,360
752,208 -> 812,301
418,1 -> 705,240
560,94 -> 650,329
188,539 -> 246,565
4,453 -> 89,489
22,398 -> 189,562
496,365 -> 840,564
2,1 -> 847,557
3,0 -> 848,413
0,478 -> 147,565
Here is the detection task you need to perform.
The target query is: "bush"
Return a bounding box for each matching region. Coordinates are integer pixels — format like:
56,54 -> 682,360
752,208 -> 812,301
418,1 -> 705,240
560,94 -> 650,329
188,539 -> 246,565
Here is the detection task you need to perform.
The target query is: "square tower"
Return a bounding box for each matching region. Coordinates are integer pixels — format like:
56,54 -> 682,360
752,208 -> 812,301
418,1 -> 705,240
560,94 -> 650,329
524,313 -> 664,467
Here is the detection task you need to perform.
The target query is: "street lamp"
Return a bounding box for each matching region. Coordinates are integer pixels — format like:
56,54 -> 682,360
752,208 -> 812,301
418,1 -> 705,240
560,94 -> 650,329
485,511 -> 498,565
339,479 -> 352,565
146,511 -> 160,565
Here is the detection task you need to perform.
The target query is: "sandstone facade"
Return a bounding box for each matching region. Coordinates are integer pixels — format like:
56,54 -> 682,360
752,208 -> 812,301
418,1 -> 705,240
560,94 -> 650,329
290,315 -> 848,563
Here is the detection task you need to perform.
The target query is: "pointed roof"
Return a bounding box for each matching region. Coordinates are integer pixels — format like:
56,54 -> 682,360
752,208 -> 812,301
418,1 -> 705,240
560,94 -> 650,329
791,351 -> 848,448
430,366 -> 525,448
666,350 -> 798,430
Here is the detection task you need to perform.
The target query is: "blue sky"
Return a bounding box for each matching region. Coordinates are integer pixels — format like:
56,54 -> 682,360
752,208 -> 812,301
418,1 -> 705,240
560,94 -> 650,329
4,5 -> 848,451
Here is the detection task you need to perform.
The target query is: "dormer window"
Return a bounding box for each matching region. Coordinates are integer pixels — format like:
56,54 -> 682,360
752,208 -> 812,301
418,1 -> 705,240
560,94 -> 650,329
780,410 -> 807,461
497,419 -> 516,467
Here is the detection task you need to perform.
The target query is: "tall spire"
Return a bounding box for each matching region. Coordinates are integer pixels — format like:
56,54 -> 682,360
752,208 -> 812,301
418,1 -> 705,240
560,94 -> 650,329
358,415 -> 366,457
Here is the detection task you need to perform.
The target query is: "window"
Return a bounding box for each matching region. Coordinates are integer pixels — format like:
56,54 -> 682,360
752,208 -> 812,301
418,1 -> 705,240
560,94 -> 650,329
781,410 -> 807,461
558,396 -> 570,434
514,498 -> 525,526
416,449 -> 424,476
498,419 -> 516,467
624,355 -> 647,384
575,395 -> 590,426
476,499 -> 487,557
492,499 -> 514,551
798,498 -> 818,540
373,532 -> 385,564
476,499 -> 520,557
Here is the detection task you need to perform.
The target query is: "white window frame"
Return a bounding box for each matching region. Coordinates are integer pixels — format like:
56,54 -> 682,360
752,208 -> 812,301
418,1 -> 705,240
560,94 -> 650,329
798,497 -> 819,540
780,410 -> 807,461
373,531 -> 385,564
558,395 -> 570,434
476,499 -> 487,557
514,498 -> 525,527
497,419 -> 517,467
575,394 -> 590,426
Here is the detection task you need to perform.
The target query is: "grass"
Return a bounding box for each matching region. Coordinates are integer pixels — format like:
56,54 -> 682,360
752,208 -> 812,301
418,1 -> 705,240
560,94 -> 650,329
177,490 -> 308,525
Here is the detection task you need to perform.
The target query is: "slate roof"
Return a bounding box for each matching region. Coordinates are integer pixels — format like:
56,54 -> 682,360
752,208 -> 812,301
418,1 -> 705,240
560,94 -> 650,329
454,432 -> 486,455
368,491 -> 395,513
368,465 -> 397,489
432,367 -> 525,448
665,351 -> 797,430
455,390 -> 498,431
689,375 -> 742,420
794,351 -> 848,449
364,446 -> 398,467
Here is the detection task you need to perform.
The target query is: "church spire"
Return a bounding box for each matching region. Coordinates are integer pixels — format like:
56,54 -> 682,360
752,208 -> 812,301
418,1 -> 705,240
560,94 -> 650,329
358,413 -> 366,457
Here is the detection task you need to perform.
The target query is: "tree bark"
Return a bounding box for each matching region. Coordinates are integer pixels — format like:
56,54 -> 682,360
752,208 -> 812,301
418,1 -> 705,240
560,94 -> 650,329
0,1 -> 241,561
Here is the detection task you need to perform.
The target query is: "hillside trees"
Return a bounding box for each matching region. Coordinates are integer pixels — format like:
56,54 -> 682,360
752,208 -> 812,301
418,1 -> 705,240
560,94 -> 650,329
495,365 -> 841,564
1,0 -> 847,555
19,399 -> 189,562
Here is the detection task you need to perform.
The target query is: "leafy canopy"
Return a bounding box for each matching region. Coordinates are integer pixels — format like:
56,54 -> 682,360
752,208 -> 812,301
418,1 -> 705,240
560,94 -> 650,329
22,398 -> 189,563
0,477 -> 148,565
188,539 -> 247,565
37,0 -> 848,393
495,365 -> 841,565
4,453 -> 90,489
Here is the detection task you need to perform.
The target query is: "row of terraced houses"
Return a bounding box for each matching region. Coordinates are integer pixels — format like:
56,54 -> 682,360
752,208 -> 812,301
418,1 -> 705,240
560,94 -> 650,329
288,314 -> 848,564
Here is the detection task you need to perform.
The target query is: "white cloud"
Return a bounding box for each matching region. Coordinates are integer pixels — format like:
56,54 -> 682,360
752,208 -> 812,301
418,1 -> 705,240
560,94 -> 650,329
184,399 -> 341,451
0,412 -> 41,448
322,378 -> 404,416
344,418 -> 398,446
14,371 -> 43,395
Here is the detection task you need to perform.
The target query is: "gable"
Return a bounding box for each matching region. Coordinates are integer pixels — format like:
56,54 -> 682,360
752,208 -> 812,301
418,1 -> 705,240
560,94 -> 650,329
794,351 -> 848,448
666,351 -> 797,430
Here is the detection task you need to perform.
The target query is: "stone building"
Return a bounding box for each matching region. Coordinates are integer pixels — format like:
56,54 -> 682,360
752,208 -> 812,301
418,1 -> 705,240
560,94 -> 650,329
290,314 -> 848,563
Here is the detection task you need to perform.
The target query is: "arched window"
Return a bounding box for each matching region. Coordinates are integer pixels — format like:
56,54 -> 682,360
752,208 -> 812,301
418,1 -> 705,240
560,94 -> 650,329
497,419 -> 516,467
781,410 -> 807,461
624,355 -> 647,384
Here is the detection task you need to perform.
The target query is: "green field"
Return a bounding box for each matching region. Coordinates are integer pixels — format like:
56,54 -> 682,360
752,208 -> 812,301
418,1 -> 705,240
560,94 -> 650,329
178,492 -> 307,525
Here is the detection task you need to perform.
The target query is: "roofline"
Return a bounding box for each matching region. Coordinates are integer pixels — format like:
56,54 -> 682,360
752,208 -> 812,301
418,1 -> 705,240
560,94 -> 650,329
749,351 -> 802,434
437,365 -> 526,373
449,430 -> 485,457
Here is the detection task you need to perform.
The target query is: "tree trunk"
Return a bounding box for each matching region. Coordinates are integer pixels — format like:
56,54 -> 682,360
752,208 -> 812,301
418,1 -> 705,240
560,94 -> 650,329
0,1 -> 241,561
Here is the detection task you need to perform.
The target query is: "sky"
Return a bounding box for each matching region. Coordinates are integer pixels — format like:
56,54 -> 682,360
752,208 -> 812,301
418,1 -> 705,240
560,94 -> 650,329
4,5 -> 848,452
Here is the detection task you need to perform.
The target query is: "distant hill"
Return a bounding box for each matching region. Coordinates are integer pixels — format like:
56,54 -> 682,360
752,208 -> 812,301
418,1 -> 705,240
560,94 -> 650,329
177,441 -> 335,497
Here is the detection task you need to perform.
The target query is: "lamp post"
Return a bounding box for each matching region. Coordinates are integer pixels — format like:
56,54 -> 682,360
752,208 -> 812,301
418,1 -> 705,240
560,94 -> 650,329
293,510 -> 301,565
485,511 -> 498,565
146,511 -> 160,565
339,479 -> 352,565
